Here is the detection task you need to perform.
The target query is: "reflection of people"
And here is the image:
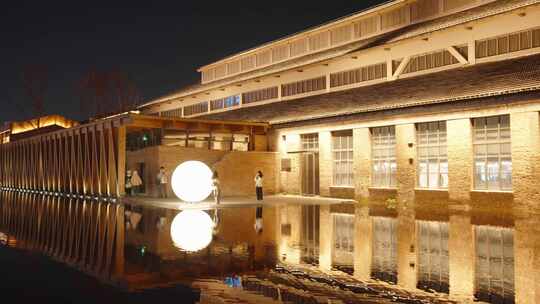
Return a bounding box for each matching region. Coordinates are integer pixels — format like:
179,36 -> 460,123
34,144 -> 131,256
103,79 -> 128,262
224,274 -> 242,288
131,170 -> 143,195
232,275 -> 242,288
254,171 -> 263,201
212,208 -> 220,235
254,206 -> 263,234
212,171 -> 221,204
157,166 -> 168,198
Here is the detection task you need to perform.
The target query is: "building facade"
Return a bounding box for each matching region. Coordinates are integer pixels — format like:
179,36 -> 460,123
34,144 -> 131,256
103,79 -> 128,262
138,0 -> 540,213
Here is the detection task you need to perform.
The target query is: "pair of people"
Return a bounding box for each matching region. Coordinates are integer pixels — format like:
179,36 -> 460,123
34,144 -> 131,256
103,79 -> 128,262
210,170 -> 264,204
125,170 -> 143,196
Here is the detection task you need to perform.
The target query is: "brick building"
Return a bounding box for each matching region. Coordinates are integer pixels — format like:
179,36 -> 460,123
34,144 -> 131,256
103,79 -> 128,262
137,0 -> 540,213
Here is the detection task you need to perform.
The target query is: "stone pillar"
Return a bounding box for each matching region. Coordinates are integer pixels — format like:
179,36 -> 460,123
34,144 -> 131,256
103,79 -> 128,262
514,216 -> 540,304
354,206 -> 372,280
447,119 -> 473,203
283,134 -> 301,195
448,214 -> 475,301
395,124 -> 416,205
511,111 -> 540,212
319,205 -> 333,270
280,204 -> 302,264
116,126 -> 126,197
319,131 -> 333,197
397,208 -> 416,289
353,128 -> 371,202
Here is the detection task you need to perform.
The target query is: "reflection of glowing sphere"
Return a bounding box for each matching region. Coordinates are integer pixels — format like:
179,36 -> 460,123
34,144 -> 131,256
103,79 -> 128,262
170,210 -> 213,252
171,161 -> 213,202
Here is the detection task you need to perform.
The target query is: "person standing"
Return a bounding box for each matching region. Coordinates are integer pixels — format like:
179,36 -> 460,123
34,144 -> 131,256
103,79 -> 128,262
156,166 -> 168,198
131,170 -> 143,196
254,171 -> 263,201
125,170 -> 133,197
212,171 -> 221,204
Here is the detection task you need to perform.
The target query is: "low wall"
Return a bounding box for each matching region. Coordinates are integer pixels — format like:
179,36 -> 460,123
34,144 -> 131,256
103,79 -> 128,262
126,145 -> 279,198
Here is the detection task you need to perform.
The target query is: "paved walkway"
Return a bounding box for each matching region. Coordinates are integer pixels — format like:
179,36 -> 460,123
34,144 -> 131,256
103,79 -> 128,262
121,194 -> 356,210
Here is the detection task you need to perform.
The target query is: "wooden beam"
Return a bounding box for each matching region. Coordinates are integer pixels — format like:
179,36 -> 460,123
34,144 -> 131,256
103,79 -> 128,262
391,56 -> 411,80
447,46 -> 468,64
163,120 -> 189,130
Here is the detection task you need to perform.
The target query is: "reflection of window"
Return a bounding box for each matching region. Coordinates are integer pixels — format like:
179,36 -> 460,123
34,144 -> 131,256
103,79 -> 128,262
417,220 -> 449,293
416,122 -> 448,189
473,115 -> 512,191
475,225 -> 514,303
333,214 -> 354,267
332,131 -> 353,186
371,126 -> 396,187
371,216 -> 397,284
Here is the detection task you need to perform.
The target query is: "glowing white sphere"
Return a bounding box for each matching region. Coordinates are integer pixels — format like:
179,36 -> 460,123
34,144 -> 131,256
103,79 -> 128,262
171,160 -> 213,202
170,210 -> 213,252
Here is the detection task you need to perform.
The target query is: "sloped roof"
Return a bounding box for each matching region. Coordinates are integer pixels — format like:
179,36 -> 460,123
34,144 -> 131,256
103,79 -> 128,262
199,54 -> 540,125
140,0 -> 538,108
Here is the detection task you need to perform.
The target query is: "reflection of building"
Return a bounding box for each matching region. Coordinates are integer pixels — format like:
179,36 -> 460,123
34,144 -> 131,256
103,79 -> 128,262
275,202 -> 536,304
124,205 -> 278,280
136,0 -> 540,213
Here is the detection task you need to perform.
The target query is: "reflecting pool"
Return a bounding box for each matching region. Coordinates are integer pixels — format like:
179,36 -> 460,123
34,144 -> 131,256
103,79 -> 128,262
1,191 -> 539,303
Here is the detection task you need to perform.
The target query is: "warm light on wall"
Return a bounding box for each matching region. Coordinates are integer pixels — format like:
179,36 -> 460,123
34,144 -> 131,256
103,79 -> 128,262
10,115 -> 78,135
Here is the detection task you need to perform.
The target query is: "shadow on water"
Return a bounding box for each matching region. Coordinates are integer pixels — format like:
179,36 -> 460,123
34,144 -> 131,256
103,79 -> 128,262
1,191 -> 539,303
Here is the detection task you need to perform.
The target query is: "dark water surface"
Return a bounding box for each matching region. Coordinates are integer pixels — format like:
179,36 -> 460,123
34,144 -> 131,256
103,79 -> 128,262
0,191 -> 538,303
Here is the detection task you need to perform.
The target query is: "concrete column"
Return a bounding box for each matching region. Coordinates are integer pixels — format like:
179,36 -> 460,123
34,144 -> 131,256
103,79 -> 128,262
283,134 -> 301,195
116,126 -> 126,196
279,204 -> 302,264
448,214 -> 475,301
396,124 -> 416,205
353,128 -> 371,202
397,208 -> 416,290
354,206 -> 372,280
447,119 -> 473,203
514,216 -> 540,304
319,131 -> 333,197
511,111 -> 540,212
319,205 -> 333,270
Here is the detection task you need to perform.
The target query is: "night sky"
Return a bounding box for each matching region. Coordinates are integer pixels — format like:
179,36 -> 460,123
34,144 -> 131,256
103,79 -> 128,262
0,1 -> 385,123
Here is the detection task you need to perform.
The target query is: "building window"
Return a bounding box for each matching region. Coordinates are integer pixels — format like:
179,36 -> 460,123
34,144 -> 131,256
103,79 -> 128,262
416,121 -> 448,189
332,130 -> 353,186
210,95 -> 240,111
161,108 -> 183,118
242,87 -> 278,104
371,126 -> 396,187
281,76 -> 326,97
473,115 -> 511,191
184,101 -> 209,116
330,62 -> 387,88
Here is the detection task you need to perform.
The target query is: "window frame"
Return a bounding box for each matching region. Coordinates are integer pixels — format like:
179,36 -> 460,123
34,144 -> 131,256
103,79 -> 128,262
332,130 -> 354,187
371,126 -> 397,188
472,115 -> 512,191
416,121 -> 448,190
